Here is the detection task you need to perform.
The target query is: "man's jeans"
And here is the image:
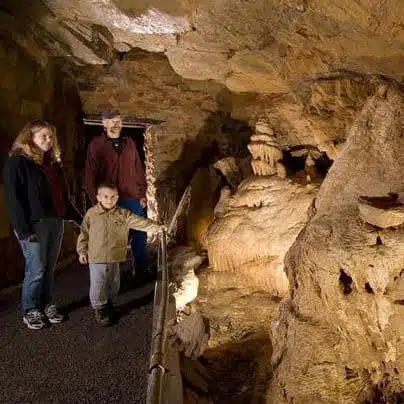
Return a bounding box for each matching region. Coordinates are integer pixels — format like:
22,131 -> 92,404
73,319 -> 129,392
89,263 -> 120,308
118,198 -> 148,271
16,218 -> 64,314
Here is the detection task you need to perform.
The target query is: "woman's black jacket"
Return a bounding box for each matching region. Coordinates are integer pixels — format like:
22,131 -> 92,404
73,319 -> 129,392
3,154 -> 82,238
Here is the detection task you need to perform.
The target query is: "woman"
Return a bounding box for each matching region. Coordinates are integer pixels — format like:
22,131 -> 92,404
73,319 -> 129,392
3,120 -> 81,330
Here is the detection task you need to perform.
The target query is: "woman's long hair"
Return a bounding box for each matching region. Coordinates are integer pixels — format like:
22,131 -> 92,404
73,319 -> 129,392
9,120 -> 61,164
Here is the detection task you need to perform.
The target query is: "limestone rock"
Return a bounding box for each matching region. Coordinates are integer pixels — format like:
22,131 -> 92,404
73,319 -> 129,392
170,246 -> 207,311
186,167 -> 221,250
213,156 -> 251,190
248,120 -> 286,178
358,194 -> 404,228
269,87 -> 404,403
205,176 -> 317,297
167,311 -> 209,359
213,186 -> 231,219
3,0 -> 403,161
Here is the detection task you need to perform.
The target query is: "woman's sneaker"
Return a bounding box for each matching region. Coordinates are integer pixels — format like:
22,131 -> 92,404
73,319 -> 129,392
94,306 -> 111,326
23,310 -> 46,330
44,304 -> 64,324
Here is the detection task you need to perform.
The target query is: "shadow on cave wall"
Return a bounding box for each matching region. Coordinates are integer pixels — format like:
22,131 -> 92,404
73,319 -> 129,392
194,334 -> 272,404
156,109 -> 252,244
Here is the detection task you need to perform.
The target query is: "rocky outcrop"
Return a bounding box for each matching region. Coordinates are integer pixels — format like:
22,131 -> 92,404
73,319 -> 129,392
2,0 -> 396,159
213,157 -> 251,190
269,86 -> 404,403
358,194 -> 404,229
248,120 -> 286,178
169,246 -> 207,311
205,176 -> 317,297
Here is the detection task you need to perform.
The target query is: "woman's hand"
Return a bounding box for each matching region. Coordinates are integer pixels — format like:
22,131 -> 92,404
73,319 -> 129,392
78,254 -> 88,265
140,198 -> 147,209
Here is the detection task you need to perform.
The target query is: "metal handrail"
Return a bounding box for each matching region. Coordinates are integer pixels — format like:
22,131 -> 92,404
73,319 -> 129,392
147,228 -> 169,404
147,184 -> 192,403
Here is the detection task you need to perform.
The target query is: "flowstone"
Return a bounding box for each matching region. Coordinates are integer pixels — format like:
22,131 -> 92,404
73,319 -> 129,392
205,176 -> 317,297
248,120 -> 286,178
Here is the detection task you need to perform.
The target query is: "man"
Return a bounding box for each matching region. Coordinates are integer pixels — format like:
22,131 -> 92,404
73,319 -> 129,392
84,108 -> 149,277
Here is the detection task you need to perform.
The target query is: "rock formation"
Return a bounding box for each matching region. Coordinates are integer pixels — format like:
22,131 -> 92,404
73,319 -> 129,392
269,86 -> 404,403
144,126 -> 159,222
213,156 -> 252,190
4,1 -> 404,401
213,186 -> 232,219
248,121 -> 286,178
205,176 -> 317,297
358,194 -> 404,229
169,246 -> 206,312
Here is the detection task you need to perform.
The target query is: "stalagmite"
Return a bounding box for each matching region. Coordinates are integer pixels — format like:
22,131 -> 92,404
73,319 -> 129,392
205,176 -> 317,297
248,120 -> 286,178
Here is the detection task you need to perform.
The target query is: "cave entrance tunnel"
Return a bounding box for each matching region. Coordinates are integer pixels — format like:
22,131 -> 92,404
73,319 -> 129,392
79,115 -> 148,212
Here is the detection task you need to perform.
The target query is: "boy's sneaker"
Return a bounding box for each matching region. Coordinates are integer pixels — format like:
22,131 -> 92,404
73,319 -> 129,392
23,310 -> 46,330
44,304 -> 64,324
107,300 -> 119,321
94,306 -> 111,326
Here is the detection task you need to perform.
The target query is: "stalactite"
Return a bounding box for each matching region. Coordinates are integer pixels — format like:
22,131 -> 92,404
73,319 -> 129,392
248,120 -> 286,178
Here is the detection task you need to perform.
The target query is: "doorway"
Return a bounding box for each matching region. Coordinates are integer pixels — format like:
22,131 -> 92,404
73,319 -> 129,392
79,120 -> 147,211
83,124 -> 146,166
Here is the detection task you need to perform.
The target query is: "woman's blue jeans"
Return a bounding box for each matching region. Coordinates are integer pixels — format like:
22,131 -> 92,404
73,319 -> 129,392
118,198 -> 148,271
16,218 -> 64,314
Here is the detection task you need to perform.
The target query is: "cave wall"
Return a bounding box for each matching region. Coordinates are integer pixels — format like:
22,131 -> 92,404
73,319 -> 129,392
269,86 -> 404,403
0,37 -> 84,289
75,50 -> 252,231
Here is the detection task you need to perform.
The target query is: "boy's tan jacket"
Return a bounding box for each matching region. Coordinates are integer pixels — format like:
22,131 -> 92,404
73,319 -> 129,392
77,203 -> 159,263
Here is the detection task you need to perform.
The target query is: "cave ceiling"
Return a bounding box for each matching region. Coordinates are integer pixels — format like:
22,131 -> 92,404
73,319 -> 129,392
2,0 -> 404,150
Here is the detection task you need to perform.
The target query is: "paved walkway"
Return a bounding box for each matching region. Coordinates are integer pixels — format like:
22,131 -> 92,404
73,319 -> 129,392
0,260 -> 154,404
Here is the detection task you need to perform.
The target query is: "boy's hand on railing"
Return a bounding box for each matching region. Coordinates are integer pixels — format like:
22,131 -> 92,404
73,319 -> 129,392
78,254 -> 88,265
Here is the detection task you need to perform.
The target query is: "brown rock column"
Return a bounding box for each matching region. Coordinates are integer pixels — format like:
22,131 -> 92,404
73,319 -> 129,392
269,86 -> 404,403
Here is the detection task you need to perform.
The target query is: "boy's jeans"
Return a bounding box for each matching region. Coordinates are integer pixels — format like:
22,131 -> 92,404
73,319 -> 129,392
16,218 -> 64,314
89,263 -> 120,308
118,198 -> 148,271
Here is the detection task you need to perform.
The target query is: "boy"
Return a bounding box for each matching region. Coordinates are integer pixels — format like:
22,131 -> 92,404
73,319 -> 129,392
77,183 -> 163,326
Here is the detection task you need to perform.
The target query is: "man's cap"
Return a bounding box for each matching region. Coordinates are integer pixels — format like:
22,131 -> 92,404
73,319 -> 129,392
102,108 -> 121,120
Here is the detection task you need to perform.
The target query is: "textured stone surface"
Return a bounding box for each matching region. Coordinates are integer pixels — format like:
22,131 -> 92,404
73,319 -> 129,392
0,37 -> 84,289
205,176 -> 317,297
169,246 -> 206,310
1,0 -> 396,158
269,86 -> 404,403
5,1 -> 404,400
358,194 -> 404,228
213,157 -> 252,190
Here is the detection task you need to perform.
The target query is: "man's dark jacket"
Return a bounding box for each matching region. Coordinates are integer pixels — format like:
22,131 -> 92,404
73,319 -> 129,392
84,134 -> 146,204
